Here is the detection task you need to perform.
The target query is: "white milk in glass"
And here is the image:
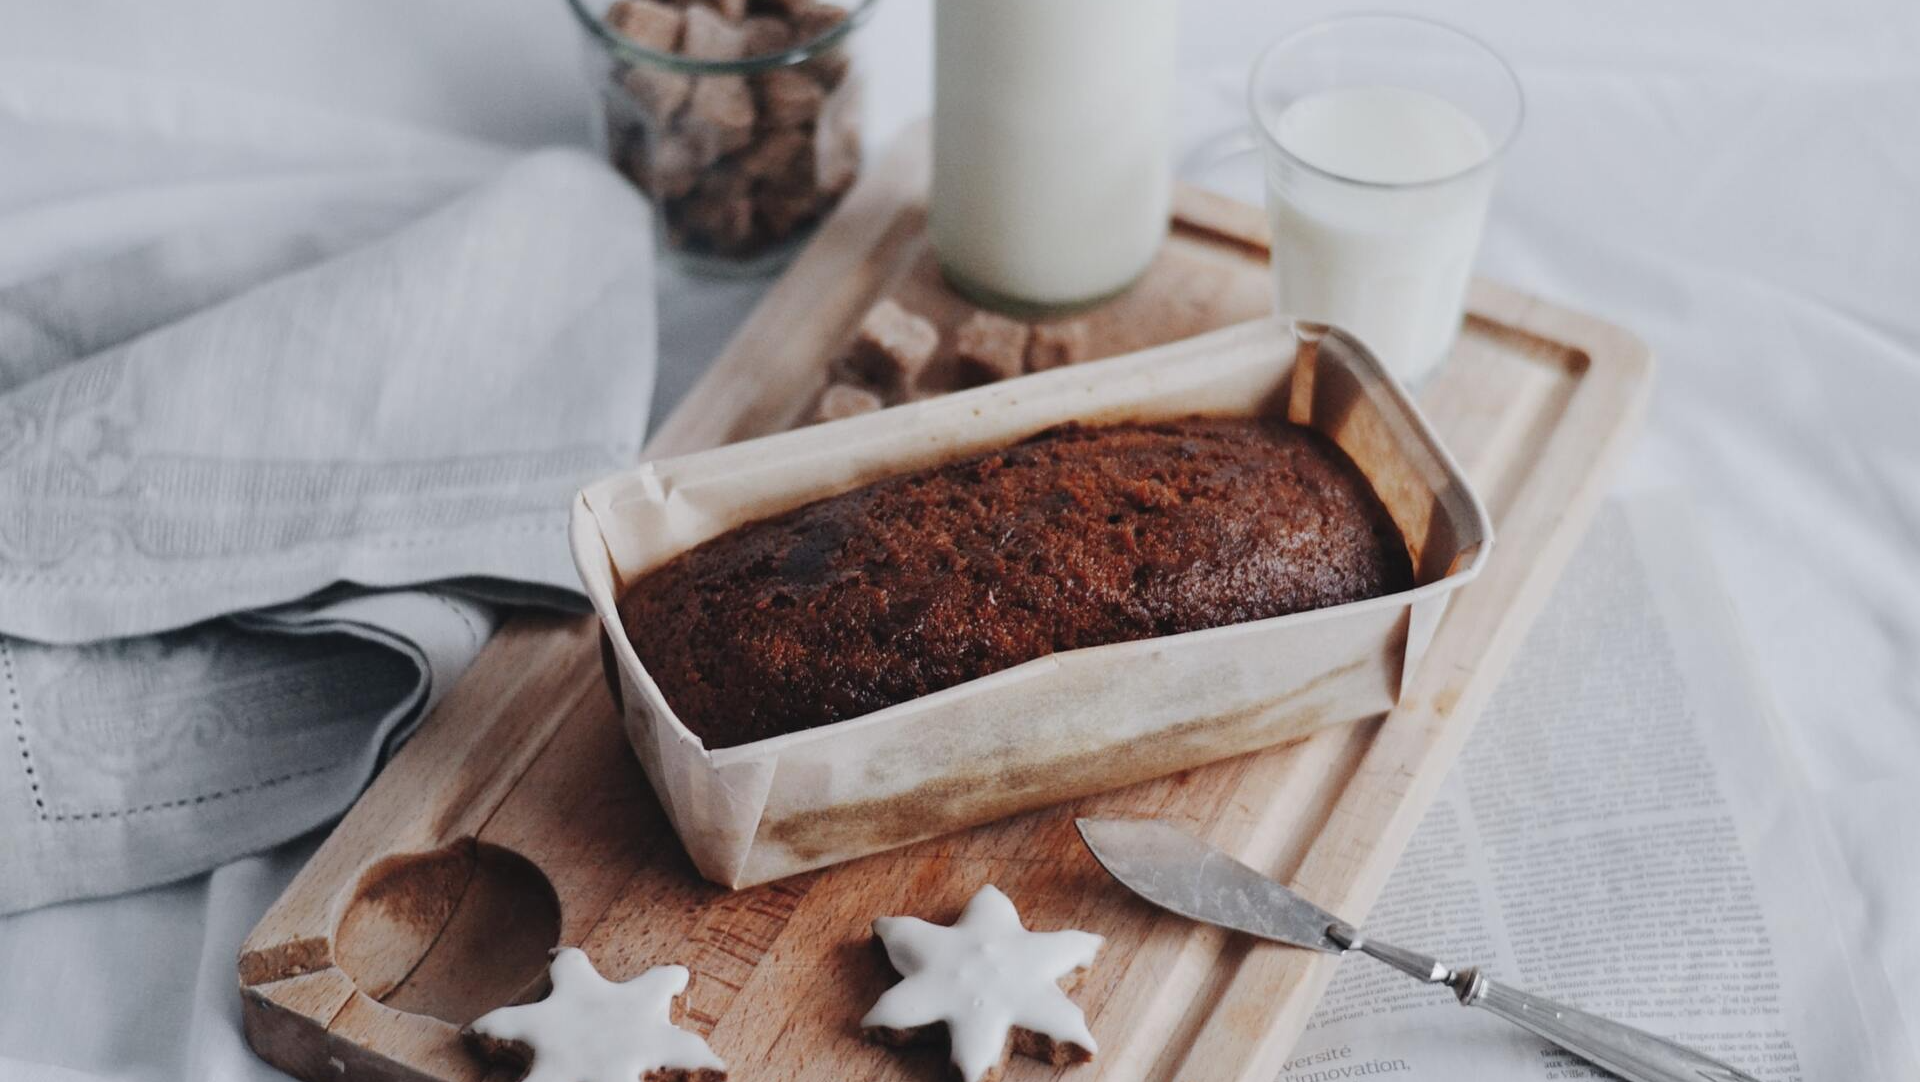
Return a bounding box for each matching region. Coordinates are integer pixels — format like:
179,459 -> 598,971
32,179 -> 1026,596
932,0 -> 1175,311
1266,85 -> 1495,382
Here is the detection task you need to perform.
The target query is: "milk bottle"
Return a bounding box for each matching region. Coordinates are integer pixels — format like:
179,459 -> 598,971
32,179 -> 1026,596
931,0 -> 1177,313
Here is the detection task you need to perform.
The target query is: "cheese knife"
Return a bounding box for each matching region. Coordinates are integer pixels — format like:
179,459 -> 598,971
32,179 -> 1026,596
1075,817 -> 1762,1082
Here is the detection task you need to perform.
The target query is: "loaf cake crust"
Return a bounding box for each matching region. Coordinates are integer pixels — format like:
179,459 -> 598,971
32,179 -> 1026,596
620,417 -> 1412,748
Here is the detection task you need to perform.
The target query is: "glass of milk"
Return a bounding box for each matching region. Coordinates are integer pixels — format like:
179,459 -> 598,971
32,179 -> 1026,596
932,0 -> 1177,314
1251,16 -> 1522,384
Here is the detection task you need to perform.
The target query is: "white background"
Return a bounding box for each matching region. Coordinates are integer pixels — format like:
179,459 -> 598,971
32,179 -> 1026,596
1,1 -> 1916,1079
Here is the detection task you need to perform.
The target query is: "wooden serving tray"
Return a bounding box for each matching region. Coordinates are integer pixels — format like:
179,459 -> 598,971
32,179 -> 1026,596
239,130 -> 1650,1082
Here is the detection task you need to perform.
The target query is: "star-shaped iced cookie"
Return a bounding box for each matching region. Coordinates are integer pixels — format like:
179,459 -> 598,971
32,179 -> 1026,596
861,884 -> 1104,1082
464,948 -> 726,1082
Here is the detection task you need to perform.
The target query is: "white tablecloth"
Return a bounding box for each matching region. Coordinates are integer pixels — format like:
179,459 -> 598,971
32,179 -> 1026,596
2,1 -> 1915,1078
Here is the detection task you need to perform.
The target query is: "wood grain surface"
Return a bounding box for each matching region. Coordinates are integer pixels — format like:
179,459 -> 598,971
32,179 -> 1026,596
239,128 -> 1651,1082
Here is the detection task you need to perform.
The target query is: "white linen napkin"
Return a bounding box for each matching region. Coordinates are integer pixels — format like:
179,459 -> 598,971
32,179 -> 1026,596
0,127 -> 658,911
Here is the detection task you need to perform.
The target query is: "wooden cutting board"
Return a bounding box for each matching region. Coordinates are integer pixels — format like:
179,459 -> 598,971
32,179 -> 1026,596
239,128 -> 1650,1082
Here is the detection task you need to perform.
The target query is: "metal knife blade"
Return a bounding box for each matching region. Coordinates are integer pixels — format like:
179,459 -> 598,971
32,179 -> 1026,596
1075,818 -> 1346,953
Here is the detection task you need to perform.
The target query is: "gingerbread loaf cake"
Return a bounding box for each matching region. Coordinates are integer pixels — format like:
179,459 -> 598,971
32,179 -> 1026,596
619,417 -> 1412,748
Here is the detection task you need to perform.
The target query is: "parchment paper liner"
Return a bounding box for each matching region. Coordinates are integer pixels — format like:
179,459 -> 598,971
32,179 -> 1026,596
571,318 -> 1492,888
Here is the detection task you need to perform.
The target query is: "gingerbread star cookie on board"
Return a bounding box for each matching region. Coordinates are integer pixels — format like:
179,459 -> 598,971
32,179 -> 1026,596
862,884 -> 1105,1082
464,948 -> 725,1082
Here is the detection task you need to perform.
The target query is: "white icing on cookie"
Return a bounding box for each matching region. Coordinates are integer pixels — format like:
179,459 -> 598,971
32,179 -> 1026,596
862,884 -> 1104,1082
468,948 -> 725,1082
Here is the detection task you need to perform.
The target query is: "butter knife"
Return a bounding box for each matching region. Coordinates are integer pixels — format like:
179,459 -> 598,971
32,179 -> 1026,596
1076,818 -> 1762,1082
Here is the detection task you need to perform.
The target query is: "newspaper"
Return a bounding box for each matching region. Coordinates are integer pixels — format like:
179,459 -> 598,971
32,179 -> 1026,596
1279,496 -> 1918,1082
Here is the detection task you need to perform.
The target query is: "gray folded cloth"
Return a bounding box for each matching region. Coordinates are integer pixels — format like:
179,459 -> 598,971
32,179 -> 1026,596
0,149 -> 658,912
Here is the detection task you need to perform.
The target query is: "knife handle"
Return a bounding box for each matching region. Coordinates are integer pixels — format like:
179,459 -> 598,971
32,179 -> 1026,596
1450,967 -> 1763,1082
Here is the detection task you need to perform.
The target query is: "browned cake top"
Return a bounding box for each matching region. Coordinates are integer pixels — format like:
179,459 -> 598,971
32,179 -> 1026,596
620,417 -> 1412,748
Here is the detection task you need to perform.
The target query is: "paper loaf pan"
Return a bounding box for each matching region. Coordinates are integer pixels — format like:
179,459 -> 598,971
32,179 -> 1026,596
570,318 -> 1492,888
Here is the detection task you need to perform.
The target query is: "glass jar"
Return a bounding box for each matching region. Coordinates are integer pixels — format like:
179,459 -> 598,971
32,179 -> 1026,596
567,0 -> 875,276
